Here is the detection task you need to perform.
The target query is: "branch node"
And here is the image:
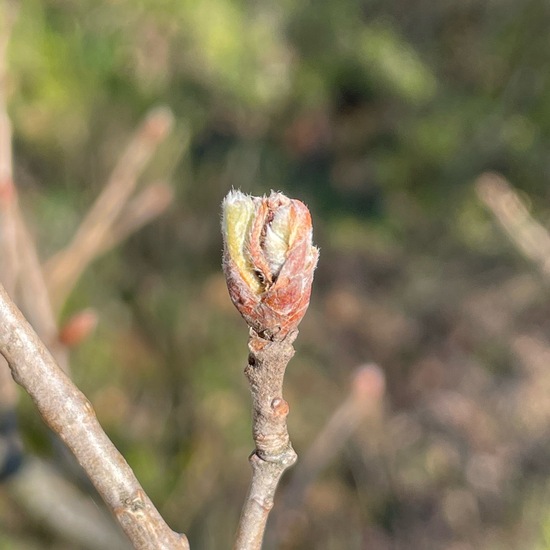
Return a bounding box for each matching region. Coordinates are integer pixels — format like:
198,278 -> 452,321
123,489 -> 147,512
271,397 -> 289,417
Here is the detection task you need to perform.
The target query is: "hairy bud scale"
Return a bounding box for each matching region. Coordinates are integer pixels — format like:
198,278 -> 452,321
221,190 -> 318,340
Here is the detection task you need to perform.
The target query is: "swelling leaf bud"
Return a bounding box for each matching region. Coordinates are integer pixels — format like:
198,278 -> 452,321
222,190 -> 319,340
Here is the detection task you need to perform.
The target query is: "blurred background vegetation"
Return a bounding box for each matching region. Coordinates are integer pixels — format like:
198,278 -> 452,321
4,0 -> 550,548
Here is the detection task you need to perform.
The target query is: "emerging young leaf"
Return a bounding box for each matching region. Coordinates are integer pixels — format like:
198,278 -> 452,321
222,190 -> 318,340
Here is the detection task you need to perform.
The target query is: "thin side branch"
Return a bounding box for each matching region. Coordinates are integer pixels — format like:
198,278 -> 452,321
0,5 -> 132,546
0,1 -> 66,370
95,181 -> 174,256
8,457 -> 132,550
0,283 -> 189,550
44,107 -> 174,310
476,172 -> 550,278
0,0 -> 19,406
15,212 -> 69,371
233,331 -> 298,550
0,93 -> 17,294
269,364 -> 386,546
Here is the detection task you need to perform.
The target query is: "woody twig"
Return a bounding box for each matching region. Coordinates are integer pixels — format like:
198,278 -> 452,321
44,106 -> 174,311
475,172 -> 550,279
221,190 -> 319,550
269,364 -> 386,546
0,283 -> 189,550
0,3 -> 177,546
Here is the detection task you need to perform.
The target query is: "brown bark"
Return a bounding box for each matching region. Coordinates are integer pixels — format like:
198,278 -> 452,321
233,330 -> 298,550
0,283 -> 189,550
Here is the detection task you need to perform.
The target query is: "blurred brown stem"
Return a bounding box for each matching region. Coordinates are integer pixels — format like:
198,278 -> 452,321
269,364 -> 385,546
44,106 -> 174,311
8,457 -> 132,550
476,172 -> 550,278
0,103 -> 17,295
0,1 -> 66,370
0,0 -> 19,406
15,212 -> 70,371
0,283 -> 189,550
233,331 -> 298,550
0,5 -> 124,547
95,181 -> 174,255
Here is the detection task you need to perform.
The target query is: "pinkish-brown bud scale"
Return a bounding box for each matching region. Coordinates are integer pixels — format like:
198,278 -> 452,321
221,190 -> 318,340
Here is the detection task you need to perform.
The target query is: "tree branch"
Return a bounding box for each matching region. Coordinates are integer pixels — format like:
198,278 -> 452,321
221,190 -> 318,550
0,0 -> 19,407
233,330 -> 298,550
476,172 -> 550,278
267,364 -> 386,546
8,457 -> 132,550
44,106 -> 174,310
0,283 -> 189,550
0,5 -> 134,547
95,181 -> 174,256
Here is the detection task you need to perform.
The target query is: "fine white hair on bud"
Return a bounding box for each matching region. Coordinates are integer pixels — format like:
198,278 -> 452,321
263,203 -> 292,277
222,190 -> 262,293
221,189 -> 318,340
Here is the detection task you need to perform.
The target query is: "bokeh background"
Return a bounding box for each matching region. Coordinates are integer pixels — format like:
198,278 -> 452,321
3,0 -> 550,548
